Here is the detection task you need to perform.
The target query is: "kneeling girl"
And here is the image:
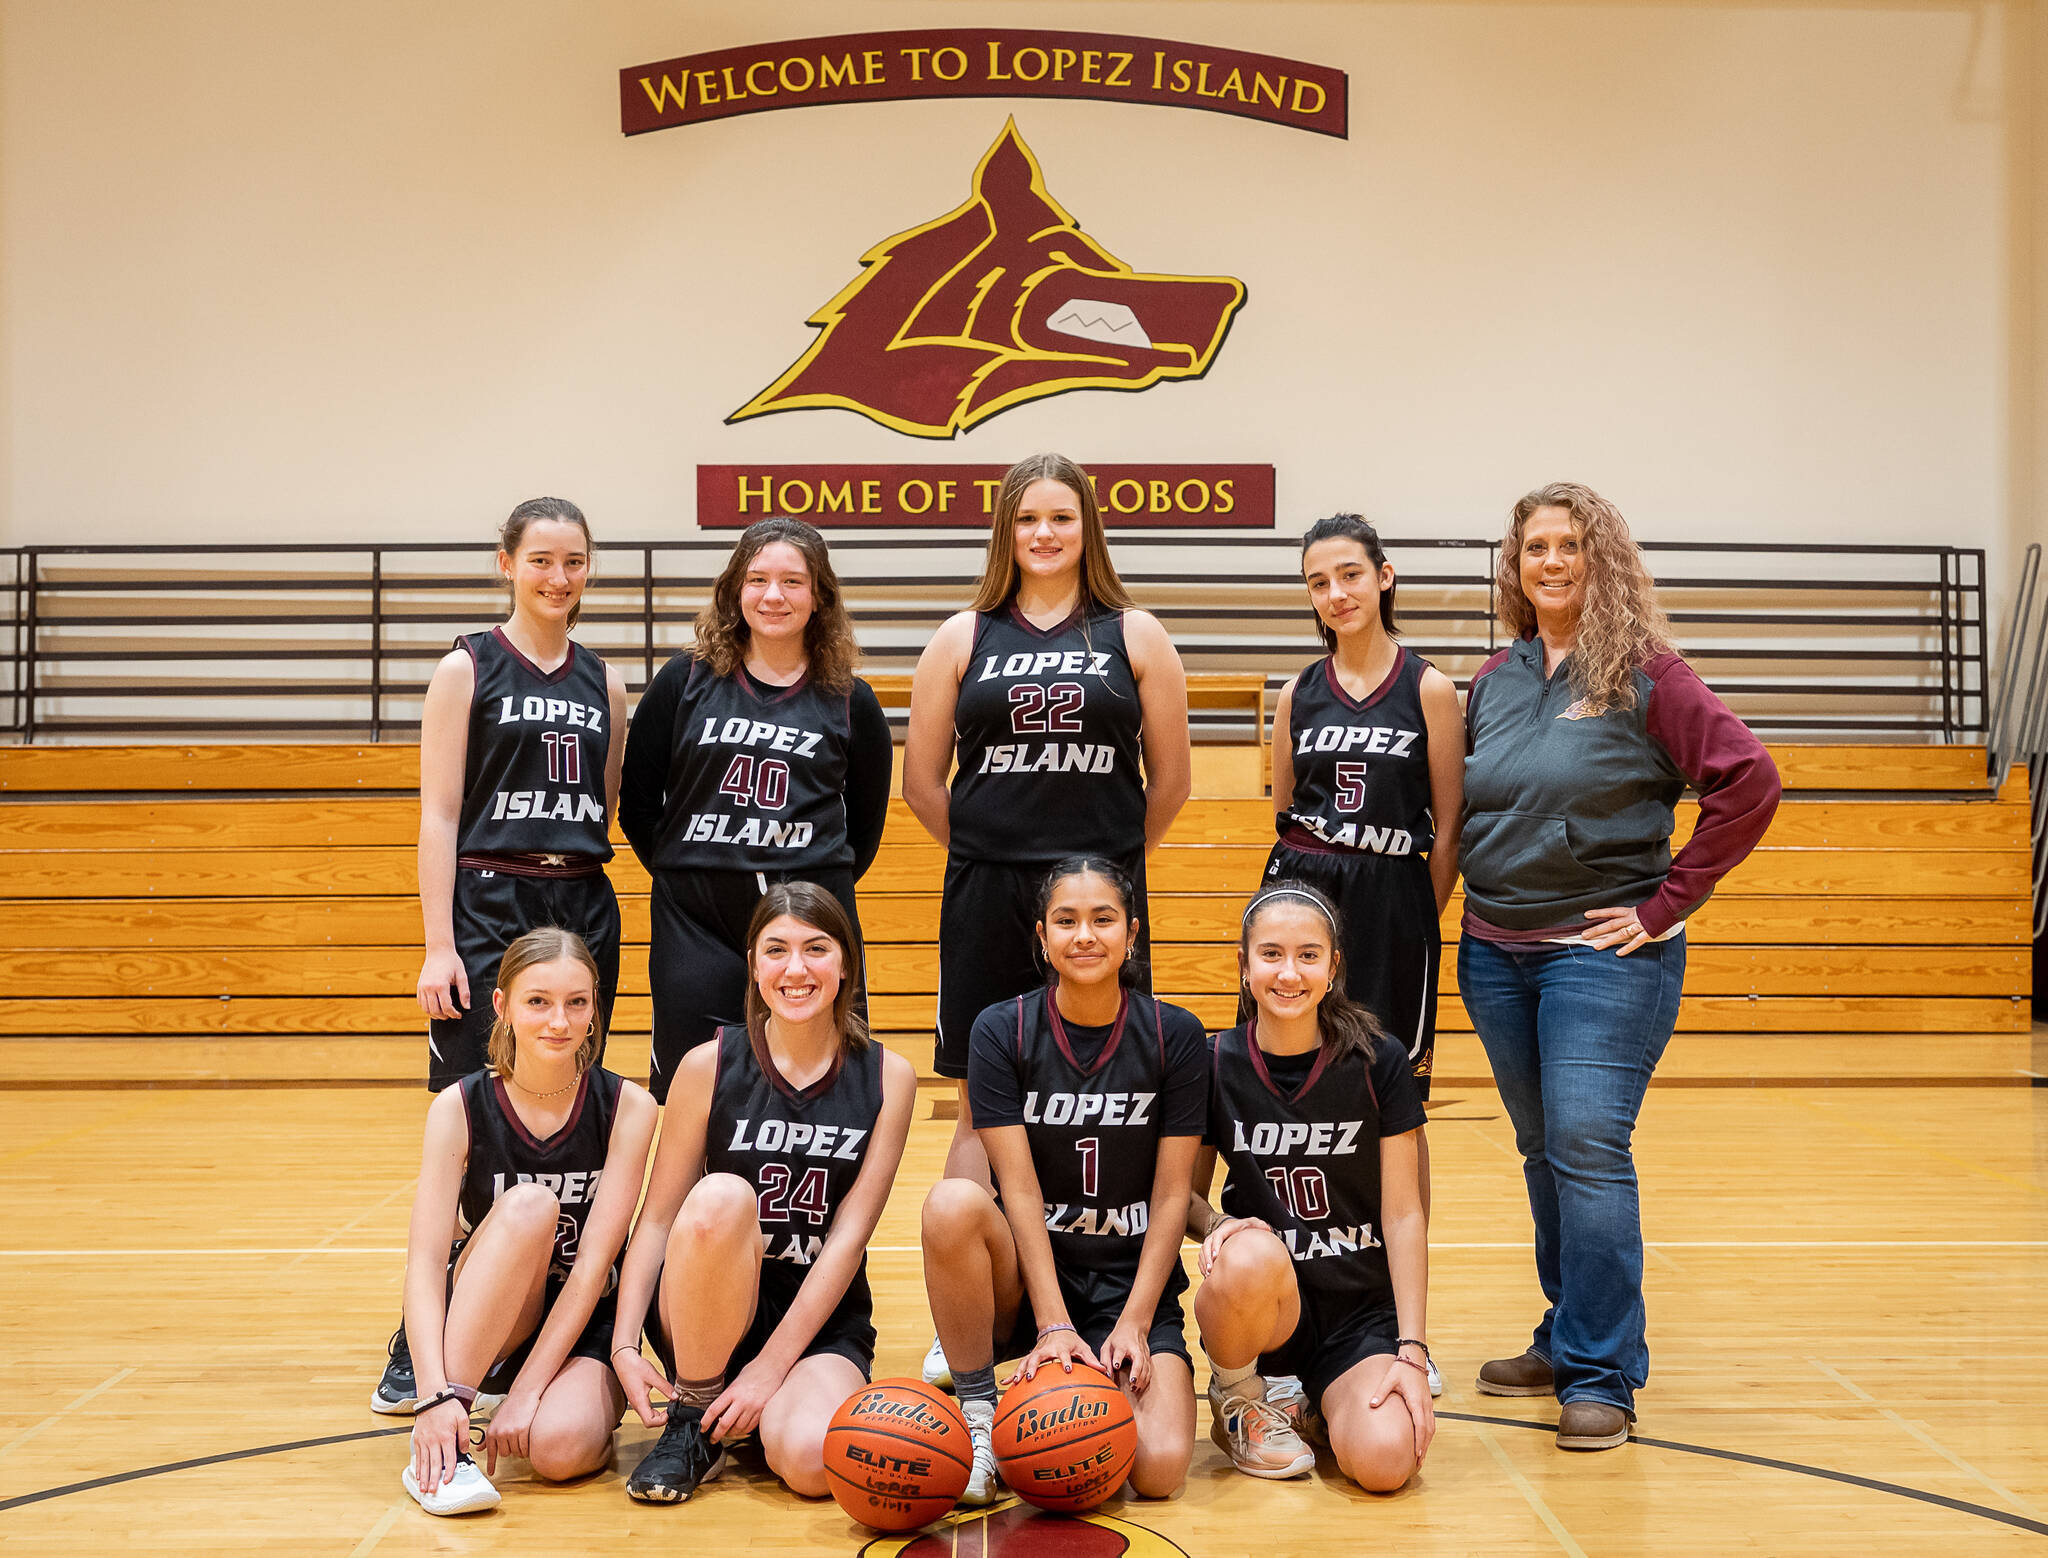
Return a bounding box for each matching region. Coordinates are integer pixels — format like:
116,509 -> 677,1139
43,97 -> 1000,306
1191,883 -> 1434,1491
921,855 -> 1208,1506
611,882 -> 916,1504
400,927 -> 658,1515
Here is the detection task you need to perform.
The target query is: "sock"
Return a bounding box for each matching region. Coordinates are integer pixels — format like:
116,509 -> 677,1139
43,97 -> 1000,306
1207,1356 -> 1262,1402
673,1373 -> 724,1410
954,1363 -> 998,1409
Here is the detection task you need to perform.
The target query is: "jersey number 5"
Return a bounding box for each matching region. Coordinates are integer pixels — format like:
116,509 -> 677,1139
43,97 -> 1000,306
1333,761 -> 1368,812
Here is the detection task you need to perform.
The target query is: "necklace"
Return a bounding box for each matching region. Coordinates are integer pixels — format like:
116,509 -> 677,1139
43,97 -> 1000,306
504,1072 -> 579,1102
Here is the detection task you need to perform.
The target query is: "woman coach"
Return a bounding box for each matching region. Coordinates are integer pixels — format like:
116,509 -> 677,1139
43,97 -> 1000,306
1457,482 -> 1780,1451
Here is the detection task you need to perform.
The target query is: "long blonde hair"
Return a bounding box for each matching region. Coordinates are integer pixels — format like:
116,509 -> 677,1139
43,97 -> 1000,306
967,453 -> 1137,615
1496,482 -> 1675,713
486,926 -> 606,1080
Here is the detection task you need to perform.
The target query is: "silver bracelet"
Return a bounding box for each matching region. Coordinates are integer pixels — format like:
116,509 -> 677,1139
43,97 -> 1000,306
1035,1321 -> 1077,1341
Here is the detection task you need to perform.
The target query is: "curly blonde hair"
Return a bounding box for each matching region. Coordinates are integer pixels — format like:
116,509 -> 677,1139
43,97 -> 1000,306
1496,482 -> 1676,714
693,518 -> 859,693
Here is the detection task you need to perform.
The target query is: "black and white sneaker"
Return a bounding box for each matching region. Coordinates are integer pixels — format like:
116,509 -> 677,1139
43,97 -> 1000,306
626,1402 -> 726,1504
370,1323 -> 416,1415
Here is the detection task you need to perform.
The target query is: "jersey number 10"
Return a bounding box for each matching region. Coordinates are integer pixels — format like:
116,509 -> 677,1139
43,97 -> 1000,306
1264,1164 -> 1331,1220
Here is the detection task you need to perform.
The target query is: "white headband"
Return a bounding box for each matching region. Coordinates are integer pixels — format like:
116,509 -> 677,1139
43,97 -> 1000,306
1241,887 -> 1333,926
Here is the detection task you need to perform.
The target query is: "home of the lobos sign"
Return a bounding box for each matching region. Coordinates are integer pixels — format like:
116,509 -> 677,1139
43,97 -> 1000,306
697,464 -> 1274,528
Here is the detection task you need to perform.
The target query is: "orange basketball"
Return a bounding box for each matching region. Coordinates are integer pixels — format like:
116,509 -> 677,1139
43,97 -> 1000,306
822,1377 -> 973,1532
992,1364 -> 1137,1512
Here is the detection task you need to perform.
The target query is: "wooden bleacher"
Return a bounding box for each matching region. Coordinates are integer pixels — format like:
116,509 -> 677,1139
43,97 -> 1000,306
0,739 -> 2032,1087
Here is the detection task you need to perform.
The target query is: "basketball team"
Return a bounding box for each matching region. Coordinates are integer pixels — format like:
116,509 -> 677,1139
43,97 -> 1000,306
378,455 -> 1782,1518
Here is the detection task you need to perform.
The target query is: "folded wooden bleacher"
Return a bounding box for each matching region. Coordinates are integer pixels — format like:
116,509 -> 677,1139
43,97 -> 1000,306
0,741 -> 2031,1087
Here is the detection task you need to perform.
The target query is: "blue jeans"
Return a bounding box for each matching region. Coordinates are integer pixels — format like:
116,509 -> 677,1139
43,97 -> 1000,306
1456,934 -> 1686,1413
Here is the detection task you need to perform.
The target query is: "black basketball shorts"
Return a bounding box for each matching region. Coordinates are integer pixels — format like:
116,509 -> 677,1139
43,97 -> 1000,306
645,866 -> 866,1105
1258,1295 -> 1401,1410
997,1259 -> 1190,1370
428,866 -> 621,1092
1261,842 -> 1439,1099
647,1261 -> 876,1381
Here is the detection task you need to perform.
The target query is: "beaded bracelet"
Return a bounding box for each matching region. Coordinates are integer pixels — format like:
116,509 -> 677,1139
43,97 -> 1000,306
1036,1322 -> 1077,1341
1396,1338 -> 1431,1359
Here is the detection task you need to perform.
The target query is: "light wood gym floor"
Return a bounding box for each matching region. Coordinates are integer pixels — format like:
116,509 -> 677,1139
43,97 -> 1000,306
1,1060 -> 2044,1556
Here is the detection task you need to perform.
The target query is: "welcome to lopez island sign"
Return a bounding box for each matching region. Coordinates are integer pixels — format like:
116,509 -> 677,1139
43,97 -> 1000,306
621,28 -> 1347,138
622,28 -> 1347,527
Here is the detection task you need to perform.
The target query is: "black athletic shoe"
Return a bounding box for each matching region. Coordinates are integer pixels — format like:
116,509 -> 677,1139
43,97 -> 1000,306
626,1403 -> 726,1504
370,1322 -> 417,1415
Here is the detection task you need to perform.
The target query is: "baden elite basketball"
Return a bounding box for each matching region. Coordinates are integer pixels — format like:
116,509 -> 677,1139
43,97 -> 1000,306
823,1378 -> 973,1531
992,1365 -> 1138,1513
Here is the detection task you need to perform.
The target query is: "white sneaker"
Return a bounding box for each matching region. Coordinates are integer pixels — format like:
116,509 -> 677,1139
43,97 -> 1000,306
402,1455 -> 501,1516
471,1392 -> 508,1425
959,1398 -> 1000,1506
1426,1358 -> 1443,1398
922,1335 -> 953,1390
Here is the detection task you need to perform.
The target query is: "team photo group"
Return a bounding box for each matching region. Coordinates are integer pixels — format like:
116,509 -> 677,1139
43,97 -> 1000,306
379,451 -> 1782,1521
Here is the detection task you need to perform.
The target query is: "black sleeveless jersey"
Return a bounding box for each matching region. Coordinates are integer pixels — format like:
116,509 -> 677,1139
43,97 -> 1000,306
639,658 -> 857,873
948,605 -> 1146,863
1280,649 -> 1434,855
1208,1025 -> 1423,1316
704,1025 -> 886,1277
456,1066 -> 625,1286
455,629 -> 613,860
967,988 -> 1208,1278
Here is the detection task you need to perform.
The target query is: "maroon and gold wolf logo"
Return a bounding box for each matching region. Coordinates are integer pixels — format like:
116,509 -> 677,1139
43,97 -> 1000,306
729,121 -> 1246,439
858,1499 -> 1191,1555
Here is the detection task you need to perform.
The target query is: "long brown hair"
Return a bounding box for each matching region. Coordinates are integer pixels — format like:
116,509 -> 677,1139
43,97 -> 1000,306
743,881 -> 870,1055
966,454 -> 1137,615
486,925 -> 606,1080
498,497 -> 593,629
1234,883 -> 1386,1065
693,517 -> 860,692
1496,482 -> 1675,714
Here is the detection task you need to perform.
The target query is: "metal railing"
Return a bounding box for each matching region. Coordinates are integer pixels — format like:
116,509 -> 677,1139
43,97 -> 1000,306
0,535 -> 1988,744
1988,543 -> 2047,938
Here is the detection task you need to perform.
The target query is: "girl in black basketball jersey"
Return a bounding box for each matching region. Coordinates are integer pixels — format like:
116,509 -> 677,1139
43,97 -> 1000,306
620,518 -> 891,1104
1268,515 -> 1461,1390
921,857 -> 1206,1507
1190,885 -> 1434,1492
611,882 -> 915,1506
904,454 -> 1190,1200
379,497 -> 631,1414
400,927 -> 658,1516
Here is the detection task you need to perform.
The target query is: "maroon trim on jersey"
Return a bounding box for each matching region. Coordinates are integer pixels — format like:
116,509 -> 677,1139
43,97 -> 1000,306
457,850 -> 605,878
491,1068 -> 592,1151
1002,600 -> 1089,641
741,1019 -> 846,1102
1046,987 -> 1130,1078
1242,1025 -> 1335,1105
489,625 -> 580,686
1318,646 -> 1408,714
735,662 -> 815,707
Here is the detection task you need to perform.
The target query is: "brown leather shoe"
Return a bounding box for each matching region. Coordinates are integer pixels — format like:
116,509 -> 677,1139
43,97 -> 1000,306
1475,1349 -> 1554,1397
1555,1400 -> 1632,1450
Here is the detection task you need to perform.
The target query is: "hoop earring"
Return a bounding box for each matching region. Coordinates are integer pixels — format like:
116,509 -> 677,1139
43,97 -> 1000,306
585,1023 -> 596,1037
